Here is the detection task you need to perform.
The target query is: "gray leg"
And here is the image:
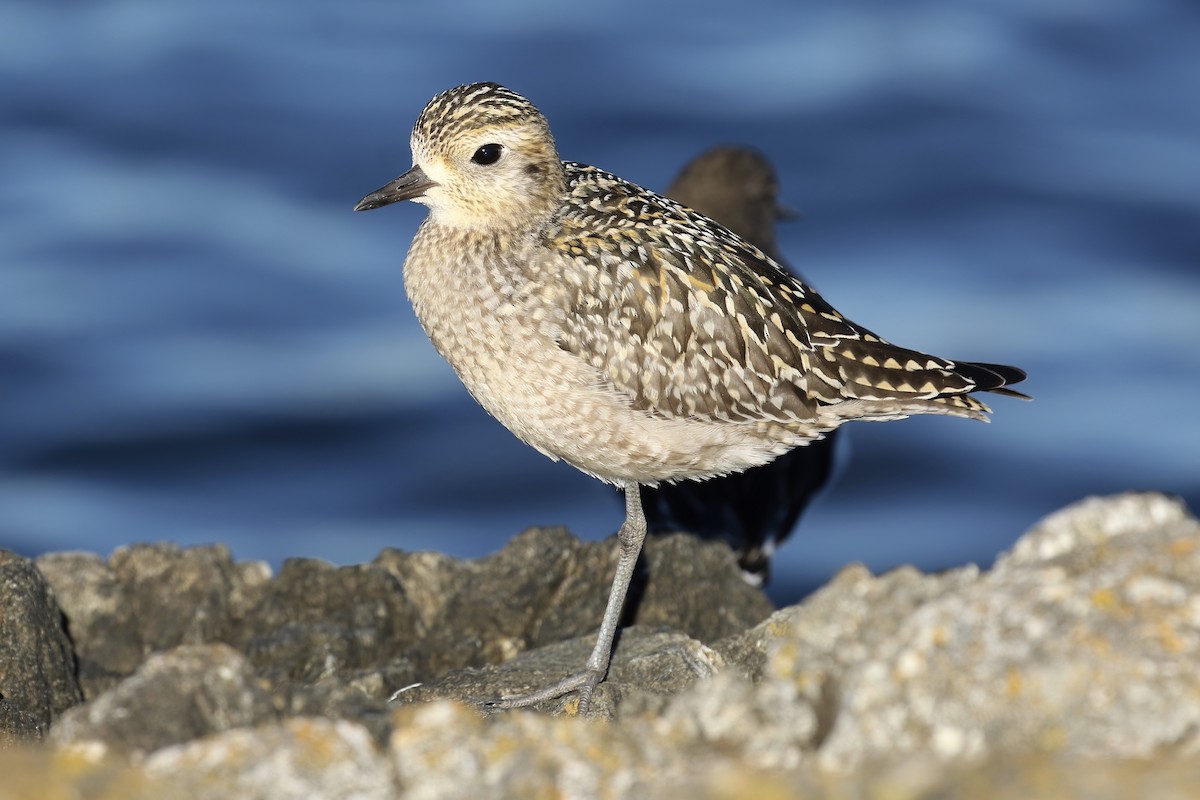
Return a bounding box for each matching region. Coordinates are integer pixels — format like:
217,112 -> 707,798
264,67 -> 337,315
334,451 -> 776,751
489,482 -> 647,713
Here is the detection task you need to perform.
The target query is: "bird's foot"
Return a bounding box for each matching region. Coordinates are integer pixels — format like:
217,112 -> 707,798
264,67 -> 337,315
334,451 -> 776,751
484,667 -> 606,714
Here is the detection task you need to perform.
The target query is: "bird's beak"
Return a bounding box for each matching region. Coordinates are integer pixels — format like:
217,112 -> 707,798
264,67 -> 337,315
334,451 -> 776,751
354,165 -> 436,211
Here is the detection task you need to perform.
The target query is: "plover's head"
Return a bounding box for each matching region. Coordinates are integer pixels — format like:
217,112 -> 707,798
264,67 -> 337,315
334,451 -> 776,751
355,82 -> 566,233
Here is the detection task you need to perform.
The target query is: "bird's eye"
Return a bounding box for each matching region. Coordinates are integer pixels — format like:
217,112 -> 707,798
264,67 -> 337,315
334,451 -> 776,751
471,144 -> 503,165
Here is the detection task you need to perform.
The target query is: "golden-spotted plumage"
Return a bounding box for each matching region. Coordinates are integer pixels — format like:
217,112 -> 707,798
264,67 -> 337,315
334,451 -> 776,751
548,160 -> 1022,434
355,82 -> 1027,712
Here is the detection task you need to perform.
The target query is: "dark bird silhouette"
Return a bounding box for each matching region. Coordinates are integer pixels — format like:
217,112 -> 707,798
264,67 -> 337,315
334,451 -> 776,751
643,146 -> 836,585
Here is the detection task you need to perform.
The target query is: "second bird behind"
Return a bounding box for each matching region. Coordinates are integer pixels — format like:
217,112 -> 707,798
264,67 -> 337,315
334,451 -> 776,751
644,146 -> 836,585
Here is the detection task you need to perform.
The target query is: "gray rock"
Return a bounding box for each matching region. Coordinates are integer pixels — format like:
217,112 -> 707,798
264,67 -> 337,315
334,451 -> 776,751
273,671 -> 408,747
36,546 -> 275,699
36,551 -> 145,698
372,548 -> 464,632
376,527 -> 772,680
0,696 -> 44,745
231,558 -> 424,687
0,550 -> 82,732
108,543 -> 241,654
399,626 -> 724,717
50,643 -> 277,755
228,558 -> 275,619
222,557 -> 425,745
38,542 -> 422,737
379,527 -> 580,676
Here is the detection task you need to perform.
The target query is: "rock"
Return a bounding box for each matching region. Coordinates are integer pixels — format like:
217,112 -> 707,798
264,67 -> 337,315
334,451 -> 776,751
372,548 -> 463,632
390,700 -> 668,798
50,643 -> 277,755
273,673 -> 401,747
108,543 -> 242,654
0,747 -> 186,800
36,546 -> 274,699
384,494 -> 1200,798
38,543 -> 420,735
377,527 -> 580,676
709,492 -> 1200,768
399,626 -> 725,717
228,559 -> 275,619
0,550 -> 82,732
229,558 -> 426,728
655,670 -> 820,770
143,717 -> 395,800
389,697 -> 1200,799
715,561 -> 977,683
9,738 -> 1200,799
230,558 -> 423,683
36,551 -> 145,698
375,527 -> 773,680
0,697 -> 44,745
9,492 -> 1200,798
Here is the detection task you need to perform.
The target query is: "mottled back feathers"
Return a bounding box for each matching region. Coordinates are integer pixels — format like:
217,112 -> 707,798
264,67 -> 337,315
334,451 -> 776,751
545,161 -> 1024,426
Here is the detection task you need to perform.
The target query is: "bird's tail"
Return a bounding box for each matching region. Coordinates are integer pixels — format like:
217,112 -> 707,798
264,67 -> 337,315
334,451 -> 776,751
813,339 -> 1029,422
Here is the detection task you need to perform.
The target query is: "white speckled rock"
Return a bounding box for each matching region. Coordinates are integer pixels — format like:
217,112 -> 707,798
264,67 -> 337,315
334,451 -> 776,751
144,717 -> 394,800
716,492 -> 1200,768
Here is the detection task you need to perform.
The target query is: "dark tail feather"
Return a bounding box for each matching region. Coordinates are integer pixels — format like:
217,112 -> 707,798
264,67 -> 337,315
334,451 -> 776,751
956,361 -> 1030,399
988,386 -> 1032,400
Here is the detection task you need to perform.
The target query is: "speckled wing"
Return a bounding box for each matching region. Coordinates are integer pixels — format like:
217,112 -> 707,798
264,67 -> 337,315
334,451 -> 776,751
550,163 -> 1022,424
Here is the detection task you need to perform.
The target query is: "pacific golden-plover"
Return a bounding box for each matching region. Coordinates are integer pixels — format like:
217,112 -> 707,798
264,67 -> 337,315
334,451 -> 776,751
646,146 -> 836,585
355,82 -> 1027,712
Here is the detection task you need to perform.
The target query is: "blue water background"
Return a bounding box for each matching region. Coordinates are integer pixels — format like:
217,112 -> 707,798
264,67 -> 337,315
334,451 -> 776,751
2,1 -> 1197,604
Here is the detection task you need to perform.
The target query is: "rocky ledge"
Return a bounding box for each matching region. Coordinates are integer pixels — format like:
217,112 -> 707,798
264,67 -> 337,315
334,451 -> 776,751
2,492 -> 1199,798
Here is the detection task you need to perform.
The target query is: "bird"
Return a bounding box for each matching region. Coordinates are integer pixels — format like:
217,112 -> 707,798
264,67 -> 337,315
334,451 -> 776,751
354,82 -> 1027,713
644,146 -> 836,585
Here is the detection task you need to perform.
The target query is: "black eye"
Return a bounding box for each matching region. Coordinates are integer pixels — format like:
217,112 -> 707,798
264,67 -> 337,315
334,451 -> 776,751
471,143 -> 503,165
